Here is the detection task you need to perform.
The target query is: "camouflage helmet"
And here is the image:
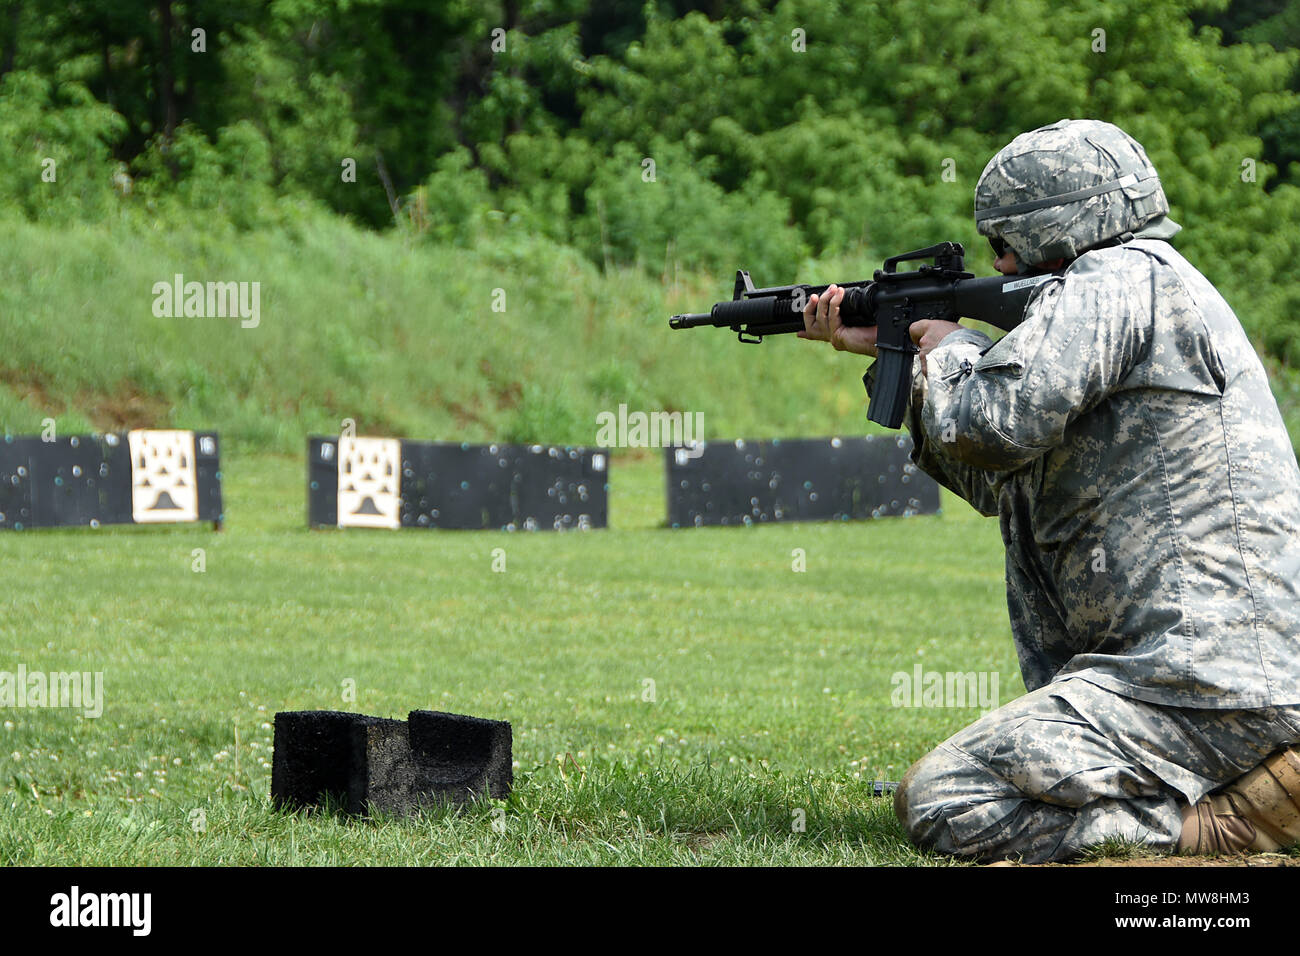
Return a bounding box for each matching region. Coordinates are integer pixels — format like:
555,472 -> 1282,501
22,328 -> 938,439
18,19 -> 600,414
974,119 -> 1178,268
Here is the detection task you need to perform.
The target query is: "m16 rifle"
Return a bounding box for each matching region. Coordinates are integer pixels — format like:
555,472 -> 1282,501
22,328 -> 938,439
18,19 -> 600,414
669,242 -> 1056,428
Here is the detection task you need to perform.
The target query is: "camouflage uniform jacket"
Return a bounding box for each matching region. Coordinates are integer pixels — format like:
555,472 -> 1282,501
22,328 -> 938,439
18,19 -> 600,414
900,238 -> 1300,707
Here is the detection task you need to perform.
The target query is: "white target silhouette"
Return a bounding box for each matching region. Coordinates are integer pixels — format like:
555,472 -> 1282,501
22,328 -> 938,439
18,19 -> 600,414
337,436 -> 401,529
128,430 -> 199,523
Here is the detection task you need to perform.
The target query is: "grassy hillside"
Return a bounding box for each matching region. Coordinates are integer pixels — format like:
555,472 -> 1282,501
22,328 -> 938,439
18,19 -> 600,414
0,212 -> 907,455
4,212 -> 1299,455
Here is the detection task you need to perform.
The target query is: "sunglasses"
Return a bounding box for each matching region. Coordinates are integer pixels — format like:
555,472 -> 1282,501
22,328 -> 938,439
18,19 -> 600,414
989,236 -> 1008,257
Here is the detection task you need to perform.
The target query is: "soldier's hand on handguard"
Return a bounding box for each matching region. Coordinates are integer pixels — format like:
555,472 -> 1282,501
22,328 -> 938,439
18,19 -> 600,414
799,285 -> 965,375
798,285 -> 878,355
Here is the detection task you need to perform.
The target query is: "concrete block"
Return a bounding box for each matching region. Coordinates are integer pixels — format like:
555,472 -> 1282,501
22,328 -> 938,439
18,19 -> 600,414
408,710 -> 513,803
272,709 -> 512,817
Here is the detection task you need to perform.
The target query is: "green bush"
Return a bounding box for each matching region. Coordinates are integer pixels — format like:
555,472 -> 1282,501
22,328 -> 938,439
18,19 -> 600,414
0,70 -> 124,223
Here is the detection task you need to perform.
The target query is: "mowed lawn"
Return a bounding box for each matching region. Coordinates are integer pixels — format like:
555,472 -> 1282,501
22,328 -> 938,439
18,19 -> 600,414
0,451 -> 1019,865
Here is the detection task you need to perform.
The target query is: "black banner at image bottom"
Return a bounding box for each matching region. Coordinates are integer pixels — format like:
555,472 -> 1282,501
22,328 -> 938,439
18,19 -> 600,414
0,863 -> 1277,941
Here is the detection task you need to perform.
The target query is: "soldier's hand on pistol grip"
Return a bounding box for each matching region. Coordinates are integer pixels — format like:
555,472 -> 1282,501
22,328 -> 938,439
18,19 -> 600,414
907,319 -> 965,375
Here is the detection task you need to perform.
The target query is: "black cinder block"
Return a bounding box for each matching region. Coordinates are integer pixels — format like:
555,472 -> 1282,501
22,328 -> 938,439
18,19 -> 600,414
267,712 -> 400,811
272,709 -> 513,817
271,710 -> 363,809
347,715 -> 419,816
408,710 -> 513,803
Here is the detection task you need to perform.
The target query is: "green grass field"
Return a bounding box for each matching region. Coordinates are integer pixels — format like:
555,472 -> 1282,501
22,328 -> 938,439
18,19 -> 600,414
0,451 -> 1026,865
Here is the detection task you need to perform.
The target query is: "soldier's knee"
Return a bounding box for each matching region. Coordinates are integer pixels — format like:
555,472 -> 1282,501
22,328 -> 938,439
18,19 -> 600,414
895,743 -> 1035,858
894,750 -> 956,850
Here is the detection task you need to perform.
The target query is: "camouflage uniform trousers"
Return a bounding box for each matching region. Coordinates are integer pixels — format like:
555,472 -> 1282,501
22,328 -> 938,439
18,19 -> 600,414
894,676 -> 1300,863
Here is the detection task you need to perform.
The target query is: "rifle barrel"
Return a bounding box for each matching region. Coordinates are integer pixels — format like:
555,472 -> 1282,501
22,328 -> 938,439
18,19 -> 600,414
669,313 -> 716,329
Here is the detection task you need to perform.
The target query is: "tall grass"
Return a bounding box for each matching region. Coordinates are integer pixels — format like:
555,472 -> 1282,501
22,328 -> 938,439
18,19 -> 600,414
0,213 -> 904,455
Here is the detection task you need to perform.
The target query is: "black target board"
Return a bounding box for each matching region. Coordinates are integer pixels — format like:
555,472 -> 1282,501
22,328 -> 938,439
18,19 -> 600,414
0,430 -> 223,531
307,436 -> 609,531
664,435 -> 939,527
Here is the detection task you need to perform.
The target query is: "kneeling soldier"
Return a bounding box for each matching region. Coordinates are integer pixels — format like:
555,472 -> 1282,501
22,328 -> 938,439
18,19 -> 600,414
800,119 -> 1300,862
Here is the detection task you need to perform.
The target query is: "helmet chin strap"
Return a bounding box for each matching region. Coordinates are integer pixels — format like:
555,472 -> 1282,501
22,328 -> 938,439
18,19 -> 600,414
1009,244 -> 1055,275
1014,252 -> 1071,276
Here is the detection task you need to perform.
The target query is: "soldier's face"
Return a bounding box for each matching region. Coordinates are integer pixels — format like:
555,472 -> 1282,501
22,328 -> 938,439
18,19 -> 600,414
993,246 -> 1019,276
990,236 -> 1064,276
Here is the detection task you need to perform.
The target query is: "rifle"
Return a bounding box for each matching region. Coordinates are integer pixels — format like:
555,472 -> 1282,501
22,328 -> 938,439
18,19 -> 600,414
668,242 -> 1056,428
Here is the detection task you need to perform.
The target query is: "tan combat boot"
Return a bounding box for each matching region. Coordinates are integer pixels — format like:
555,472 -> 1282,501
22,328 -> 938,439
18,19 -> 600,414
1178,747 -> 1300,855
